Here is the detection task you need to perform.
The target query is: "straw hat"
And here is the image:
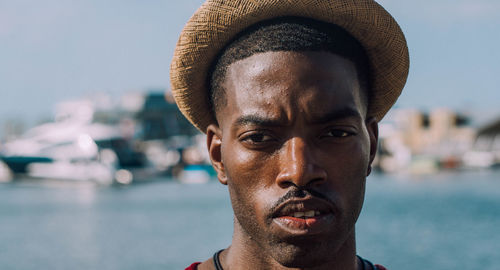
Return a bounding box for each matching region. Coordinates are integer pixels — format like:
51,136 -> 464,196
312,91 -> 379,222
170,0 -> 410,132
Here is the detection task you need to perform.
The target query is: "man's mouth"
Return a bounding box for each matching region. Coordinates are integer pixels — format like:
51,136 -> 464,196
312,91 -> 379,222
288,210 -> 321,218
271,198 -> 337,234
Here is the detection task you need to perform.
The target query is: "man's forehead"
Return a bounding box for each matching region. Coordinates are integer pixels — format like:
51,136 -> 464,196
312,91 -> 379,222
224,51 -> 360,93
219,51 -> 366,128
226,51 -> 356,79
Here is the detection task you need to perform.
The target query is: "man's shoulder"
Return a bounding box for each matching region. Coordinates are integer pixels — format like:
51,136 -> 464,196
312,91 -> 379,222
185,258 -> 214,270
359,256 -> 388,270
185,262 -> 201,270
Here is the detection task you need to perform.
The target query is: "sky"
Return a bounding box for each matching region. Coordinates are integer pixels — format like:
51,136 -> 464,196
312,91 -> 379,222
1,0 -> 499,129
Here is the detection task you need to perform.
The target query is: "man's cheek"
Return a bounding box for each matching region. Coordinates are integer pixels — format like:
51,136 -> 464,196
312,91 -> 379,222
225,150 -> 274,187
228,174 -> 274,221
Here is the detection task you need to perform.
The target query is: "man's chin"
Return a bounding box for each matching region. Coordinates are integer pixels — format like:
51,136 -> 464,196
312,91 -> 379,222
267,240 -> 333,268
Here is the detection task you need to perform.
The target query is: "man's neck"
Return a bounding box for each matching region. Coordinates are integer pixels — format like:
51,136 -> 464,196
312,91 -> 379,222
220,224 -> 359,270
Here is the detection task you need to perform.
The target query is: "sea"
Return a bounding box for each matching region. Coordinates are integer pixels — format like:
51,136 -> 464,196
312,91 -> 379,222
0,170 -> 499,270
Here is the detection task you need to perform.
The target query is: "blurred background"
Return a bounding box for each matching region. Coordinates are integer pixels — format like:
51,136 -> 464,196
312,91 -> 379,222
1,0 -> 499,269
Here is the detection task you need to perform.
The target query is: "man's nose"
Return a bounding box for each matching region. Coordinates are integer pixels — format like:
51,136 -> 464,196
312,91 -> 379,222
275,137 -> 327,188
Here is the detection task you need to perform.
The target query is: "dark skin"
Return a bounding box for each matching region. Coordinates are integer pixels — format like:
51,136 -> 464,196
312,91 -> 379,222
201,51 -> 378,270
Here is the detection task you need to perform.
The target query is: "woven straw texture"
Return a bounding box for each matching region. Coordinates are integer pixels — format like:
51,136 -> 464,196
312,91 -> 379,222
170,0 -> 410,133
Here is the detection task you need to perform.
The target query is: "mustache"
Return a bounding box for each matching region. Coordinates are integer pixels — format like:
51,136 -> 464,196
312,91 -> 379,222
269,187 -> 334,214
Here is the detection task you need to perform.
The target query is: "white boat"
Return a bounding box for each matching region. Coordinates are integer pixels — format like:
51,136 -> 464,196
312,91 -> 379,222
0,120 -> 141,185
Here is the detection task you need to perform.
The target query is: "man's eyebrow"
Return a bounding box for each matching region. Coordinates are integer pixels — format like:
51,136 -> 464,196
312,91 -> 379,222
309,107 -> 362,124
234,115 -> 284,127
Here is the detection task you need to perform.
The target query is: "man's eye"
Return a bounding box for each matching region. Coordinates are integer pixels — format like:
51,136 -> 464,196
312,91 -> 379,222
324,130 -> 353,138
243,133 -> 274,143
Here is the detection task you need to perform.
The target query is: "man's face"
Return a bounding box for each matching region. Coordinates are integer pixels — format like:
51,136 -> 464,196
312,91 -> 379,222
207,51 -> 378,267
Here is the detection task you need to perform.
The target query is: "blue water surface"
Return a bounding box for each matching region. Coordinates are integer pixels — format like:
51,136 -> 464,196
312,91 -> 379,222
0,170 -> 499,270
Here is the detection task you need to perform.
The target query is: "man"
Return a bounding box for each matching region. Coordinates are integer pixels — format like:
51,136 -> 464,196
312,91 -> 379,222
170,1 -> 409,269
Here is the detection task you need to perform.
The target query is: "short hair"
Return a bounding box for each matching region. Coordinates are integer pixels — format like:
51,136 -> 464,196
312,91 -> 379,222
208,16 -> 371,118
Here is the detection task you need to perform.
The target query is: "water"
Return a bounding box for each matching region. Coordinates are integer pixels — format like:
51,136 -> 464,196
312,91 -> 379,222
0,171 -> 499,270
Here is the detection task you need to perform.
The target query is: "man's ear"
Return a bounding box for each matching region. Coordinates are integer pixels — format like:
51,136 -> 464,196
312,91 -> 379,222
206,124 -> 228,185
365,117 -> 379,176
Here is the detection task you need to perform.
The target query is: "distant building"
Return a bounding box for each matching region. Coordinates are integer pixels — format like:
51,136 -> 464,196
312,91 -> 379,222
136,92 -> 198,140
476,118 -> 500,149
377,108 -> 476,173
463,117 -> 500,168
53,91 -> 199,141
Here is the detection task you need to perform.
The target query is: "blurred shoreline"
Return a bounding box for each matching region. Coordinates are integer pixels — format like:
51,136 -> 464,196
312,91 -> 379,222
1,91 -> 499,185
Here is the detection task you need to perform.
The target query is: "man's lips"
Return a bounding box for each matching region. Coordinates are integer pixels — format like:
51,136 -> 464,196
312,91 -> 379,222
272,197 -> 336,218
270,197 -> 337,234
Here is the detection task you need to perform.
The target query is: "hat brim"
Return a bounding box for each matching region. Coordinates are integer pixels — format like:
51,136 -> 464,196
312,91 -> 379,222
170,0 -> 410,133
